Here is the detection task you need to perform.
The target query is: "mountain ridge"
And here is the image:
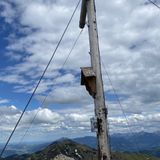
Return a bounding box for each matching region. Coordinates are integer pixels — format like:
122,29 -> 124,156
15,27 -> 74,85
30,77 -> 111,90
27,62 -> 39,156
2,139 -> 160,160
74,132 -> 160,151
1,132 -> 160,159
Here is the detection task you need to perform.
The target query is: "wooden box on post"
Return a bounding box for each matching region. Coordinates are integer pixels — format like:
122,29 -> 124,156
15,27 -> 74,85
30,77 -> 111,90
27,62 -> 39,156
81,67 -> 96,98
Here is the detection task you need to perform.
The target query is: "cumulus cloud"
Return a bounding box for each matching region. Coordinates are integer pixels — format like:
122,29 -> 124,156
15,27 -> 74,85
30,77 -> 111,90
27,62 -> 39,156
0,103 -> 160,142
109,112 -> 160,133
37,84 -> 92,104
0,105 -> 63,132
0,98 -> 9,104
0,104 -> 93,141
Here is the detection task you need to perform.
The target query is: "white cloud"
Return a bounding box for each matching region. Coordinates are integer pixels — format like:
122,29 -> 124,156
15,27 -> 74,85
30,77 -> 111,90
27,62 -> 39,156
41,85 -> 92,104
20,2 -> 70,31
0,103 -> 160,142
26,108 -> 62,124
0,104 -> 93,142
0,74 -> 29,85
53,73 -> 75,85
0,1 -> 16,23
0,98 -> 9,104
108,112 -> 160,133
0,106 -> 63,132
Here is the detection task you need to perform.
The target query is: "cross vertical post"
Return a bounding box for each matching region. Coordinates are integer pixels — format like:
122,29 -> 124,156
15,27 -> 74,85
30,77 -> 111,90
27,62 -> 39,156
79,0 -> 111,160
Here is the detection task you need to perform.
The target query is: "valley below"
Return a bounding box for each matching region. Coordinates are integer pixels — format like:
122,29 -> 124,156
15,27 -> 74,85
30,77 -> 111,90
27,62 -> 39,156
1,132 -> 160,160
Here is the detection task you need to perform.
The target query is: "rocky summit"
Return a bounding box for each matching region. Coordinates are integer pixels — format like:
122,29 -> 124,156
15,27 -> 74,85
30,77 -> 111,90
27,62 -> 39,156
54,154 -> 75,160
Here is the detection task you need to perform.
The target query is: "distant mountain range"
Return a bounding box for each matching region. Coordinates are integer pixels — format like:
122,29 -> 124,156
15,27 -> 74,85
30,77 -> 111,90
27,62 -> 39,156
2,139 -> 160,160
1,132 -> 160,159
74,132 -> 160,151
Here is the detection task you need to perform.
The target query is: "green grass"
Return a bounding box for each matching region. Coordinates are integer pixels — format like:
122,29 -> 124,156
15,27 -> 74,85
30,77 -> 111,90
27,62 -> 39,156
112,152 -> 160,160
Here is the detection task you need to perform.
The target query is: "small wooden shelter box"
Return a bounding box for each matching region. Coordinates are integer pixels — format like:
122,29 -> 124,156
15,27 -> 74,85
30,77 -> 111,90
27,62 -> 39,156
81,67 -> 96,98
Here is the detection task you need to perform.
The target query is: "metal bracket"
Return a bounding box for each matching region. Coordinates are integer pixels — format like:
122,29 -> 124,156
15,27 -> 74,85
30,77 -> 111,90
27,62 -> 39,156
90,117 -> 97,132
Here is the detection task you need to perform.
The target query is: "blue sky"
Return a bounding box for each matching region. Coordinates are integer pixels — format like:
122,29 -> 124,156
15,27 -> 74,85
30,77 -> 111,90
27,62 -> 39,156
0,0 -> 160,143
